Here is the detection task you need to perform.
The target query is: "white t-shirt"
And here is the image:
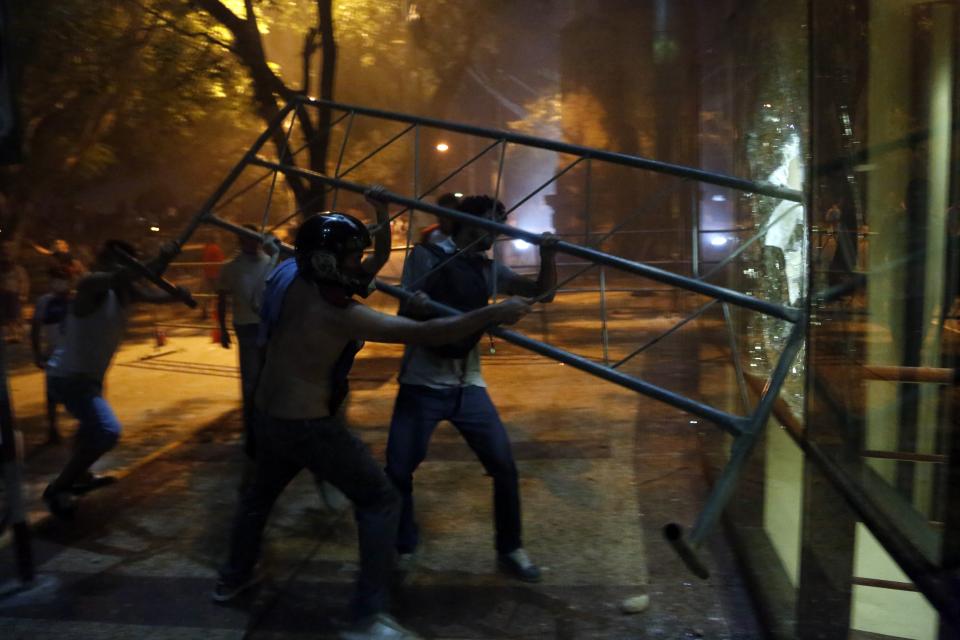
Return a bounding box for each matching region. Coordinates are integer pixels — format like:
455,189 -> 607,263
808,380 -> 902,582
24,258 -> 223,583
217,251 -> 277,326
398,238 -> 521,388
47,290 -> 127,381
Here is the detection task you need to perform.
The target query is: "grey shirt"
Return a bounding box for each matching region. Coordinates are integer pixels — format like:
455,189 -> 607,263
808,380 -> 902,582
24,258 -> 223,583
217,251 -> 278,326
47,290 -> 127,381
398,238 -> 521,388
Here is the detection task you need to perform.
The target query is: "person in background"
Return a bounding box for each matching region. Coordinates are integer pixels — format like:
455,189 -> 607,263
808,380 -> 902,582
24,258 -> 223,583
31,265 -> 74,443
42,240 -> 189,518
32,238 -> 86,278
216,225 -> 280,469
200,233 -> 225,319
418,192 -> 461,245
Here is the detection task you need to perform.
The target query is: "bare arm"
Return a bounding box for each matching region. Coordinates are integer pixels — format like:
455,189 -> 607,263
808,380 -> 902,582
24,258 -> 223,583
501,233 -> 558,302
31,242 -> 53,257
334,297 -> 529,345
361,185 -> 392,276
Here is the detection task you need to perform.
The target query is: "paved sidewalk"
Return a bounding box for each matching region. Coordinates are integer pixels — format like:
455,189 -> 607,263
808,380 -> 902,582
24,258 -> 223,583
0,313 -> 761,639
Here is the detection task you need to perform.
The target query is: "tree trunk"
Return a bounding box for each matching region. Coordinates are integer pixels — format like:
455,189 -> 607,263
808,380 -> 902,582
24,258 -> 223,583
190,0 -> 339,217
299,0 -> 336,215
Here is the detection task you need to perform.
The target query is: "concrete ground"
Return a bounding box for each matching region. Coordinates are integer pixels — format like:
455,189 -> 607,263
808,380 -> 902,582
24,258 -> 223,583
0,297 -> 761,639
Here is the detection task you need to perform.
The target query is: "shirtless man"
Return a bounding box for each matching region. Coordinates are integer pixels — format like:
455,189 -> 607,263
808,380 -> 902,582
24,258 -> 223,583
214,212 -> 529,640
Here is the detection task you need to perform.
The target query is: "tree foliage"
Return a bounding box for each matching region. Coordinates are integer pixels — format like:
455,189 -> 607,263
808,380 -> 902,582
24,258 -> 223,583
3,0 -> 255,237
4,0 -> 515,238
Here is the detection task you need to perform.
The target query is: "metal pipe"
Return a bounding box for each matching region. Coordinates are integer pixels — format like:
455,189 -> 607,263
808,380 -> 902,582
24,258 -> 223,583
246,161 -> 802,324
338,123 -> 416,182
206,214 -> 295,257
612,299 -> 718,370
691,187 -> 700,278
259,109 -> 299,233
700,201 -> 804,283
176,102 -> 295,249
505,157 -> 585,216
295,97 -> 803,203
599,267 -> 609,365
722,302 -> 752,413
742,353 -> 960,631
492,141 -> 507,303
375,280 -> 746,434
407,125 -> 419,262
330,111 -> 355,211
583,157 -> 592,245
683,320 -> 806,550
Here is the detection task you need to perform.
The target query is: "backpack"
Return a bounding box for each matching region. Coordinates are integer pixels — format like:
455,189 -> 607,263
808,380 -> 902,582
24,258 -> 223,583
411,243 -> 490,359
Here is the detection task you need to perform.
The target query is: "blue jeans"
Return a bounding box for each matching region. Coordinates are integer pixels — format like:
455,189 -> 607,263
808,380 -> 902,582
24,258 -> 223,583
47,374 -> 122,492
221,413 -> 400,620
48,374 -> 121,454
385,384 -> 522,555
233,323 -> 262,459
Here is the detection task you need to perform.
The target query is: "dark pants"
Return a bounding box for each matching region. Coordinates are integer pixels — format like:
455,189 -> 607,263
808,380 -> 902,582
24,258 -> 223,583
385,384 -> 522,555
220,413 -> 399,619
47,374 -> 121,493
43,369 -> 61,438
233,323 -> 261,459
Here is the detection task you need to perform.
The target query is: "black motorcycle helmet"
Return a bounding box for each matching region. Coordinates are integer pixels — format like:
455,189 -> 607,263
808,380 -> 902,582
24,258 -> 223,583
295,212 -> 374,297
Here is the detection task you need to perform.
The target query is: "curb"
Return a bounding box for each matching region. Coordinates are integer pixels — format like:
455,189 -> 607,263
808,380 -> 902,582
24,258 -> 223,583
0,407 -> 237,551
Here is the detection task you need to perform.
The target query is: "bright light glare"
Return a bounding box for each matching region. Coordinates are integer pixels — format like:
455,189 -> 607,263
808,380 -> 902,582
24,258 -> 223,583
453,192 -> 463,198
435,142 -> 449,152
710,194 -> 726,202
709,236 -> 728,247
513,239 -> 531,249
149,226 -> 160,232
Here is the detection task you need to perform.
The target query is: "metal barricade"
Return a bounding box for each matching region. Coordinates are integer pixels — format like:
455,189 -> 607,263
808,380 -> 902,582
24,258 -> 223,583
167,96 -> 806,579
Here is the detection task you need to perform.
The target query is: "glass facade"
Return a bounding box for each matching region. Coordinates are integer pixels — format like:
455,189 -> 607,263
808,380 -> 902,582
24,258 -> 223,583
709,1 -> 959,638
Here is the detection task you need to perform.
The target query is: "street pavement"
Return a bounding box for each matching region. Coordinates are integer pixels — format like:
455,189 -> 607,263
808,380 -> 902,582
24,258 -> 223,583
0,296 -> 761,639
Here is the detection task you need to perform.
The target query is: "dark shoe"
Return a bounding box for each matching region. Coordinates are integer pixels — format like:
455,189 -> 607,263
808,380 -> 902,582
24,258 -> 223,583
211,573 -> 262,603
498,548 -> 542,583
340,613 -> 420,640
42,485 -> 77,520
70,473 -> 117,495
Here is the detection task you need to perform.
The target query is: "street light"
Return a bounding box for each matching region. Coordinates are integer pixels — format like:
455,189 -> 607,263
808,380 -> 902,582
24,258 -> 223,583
435,142 -> 449,152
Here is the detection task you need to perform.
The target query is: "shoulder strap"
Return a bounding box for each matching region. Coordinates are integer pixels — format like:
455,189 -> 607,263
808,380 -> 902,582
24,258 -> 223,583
417,242 -> 447,261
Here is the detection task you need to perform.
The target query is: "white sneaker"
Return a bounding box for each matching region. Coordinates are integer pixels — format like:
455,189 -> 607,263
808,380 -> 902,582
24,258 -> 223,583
340,613 -> 420,640
396,553 -> 416,573
315,479 -> 352,512
498,548 -> 542,583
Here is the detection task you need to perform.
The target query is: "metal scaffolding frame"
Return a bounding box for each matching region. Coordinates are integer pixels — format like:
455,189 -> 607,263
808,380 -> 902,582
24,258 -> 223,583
173,96 -> 805,579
